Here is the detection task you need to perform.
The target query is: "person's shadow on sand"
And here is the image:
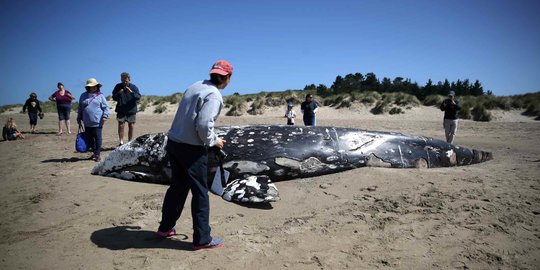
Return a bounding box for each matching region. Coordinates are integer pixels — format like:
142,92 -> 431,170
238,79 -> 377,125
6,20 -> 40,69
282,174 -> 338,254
42,157 -> 90,163
90,226 -> 193,251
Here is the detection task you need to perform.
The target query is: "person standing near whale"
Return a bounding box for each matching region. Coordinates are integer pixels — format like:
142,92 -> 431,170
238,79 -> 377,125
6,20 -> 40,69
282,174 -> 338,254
440,91 -> 461,144
112,72 -> 141,146
157,60 -> 232,250
301,93 -> 319,126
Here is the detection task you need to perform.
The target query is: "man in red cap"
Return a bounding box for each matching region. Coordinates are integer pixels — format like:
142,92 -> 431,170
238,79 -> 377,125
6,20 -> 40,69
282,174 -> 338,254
157,60 -> 232,250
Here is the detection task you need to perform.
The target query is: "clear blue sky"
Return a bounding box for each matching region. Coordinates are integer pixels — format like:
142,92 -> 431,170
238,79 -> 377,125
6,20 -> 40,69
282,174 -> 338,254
1,0 -> 539,106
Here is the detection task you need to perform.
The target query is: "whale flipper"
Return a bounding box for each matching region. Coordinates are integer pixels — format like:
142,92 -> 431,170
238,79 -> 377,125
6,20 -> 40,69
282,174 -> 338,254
221,175 -> 280,203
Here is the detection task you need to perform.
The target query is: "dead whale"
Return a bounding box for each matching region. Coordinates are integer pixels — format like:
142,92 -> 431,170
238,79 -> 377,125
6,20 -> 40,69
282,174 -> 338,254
91,125 -> 492,203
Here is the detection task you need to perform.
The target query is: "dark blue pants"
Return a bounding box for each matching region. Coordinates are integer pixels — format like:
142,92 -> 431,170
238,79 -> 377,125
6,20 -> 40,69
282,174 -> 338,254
159,140 -> 211,246
303,115 -> 316,126
28,112 -> 38,125
84,126 -> 102,157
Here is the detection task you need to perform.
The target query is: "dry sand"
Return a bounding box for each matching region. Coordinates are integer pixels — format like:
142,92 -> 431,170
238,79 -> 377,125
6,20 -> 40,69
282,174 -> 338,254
0,104 -> 539,269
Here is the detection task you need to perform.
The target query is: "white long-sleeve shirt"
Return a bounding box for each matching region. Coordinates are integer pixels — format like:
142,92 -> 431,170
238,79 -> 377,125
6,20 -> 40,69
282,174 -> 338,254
168,80 -> 223,146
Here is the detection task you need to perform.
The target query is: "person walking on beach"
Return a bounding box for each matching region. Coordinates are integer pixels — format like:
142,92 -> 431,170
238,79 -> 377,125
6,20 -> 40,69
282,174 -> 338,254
300,94 -> 319,126
2,118 -> 25,141
284,103 -> 296,125
440,91 -> 461,144
77,78 -> 109,161
22,92 -> 43,133
49,82 -> 75,135
157,60 -> 232,250
112,72 -> 141,146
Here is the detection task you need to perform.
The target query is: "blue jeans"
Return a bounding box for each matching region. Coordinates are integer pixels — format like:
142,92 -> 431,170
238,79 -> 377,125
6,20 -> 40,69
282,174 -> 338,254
303,115 -> 316,126
159,140 -> 212,246
84,126 -> 103,157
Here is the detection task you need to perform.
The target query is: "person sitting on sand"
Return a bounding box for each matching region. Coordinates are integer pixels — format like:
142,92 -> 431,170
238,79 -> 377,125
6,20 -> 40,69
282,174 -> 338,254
2,118 -> 25,141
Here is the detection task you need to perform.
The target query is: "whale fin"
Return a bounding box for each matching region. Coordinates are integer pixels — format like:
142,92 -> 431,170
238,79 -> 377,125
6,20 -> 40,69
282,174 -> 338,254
221,175 -> 280,203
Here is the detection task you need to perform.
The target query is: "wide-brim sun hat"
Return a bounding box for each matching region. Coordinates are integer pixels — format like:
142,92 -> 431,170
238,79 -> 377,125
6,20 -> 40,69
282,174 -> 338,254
448,91 -> 455,96
85,78 -> 102,88
209,60 -> 233,76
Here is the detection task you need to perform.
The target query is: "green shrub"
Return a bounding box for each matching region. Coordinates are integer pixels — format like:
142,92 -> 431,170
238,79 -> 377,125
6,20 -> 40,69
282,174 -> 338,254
248,98 -> 265,115
357,91 -> 381,105
161,92 -> 182,104
139,100 -> 148,112
226,102 -> 246,116
370,100 -> 390,115
154,104 -> 167,114
337,99 -> 352,109
389,107 -> 403,115
0,104 -> 21,114
471,105 -> 492,121
392,92 -> 421,107
458,102 -> 472,120
423,95 -> 444,106
523,103 -> 540,116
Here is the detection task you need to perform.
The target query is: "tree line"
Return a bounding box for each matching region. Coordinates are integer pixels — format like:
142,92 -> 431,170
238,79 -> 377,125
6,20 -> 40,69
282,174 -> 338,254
304,72 -> 488,100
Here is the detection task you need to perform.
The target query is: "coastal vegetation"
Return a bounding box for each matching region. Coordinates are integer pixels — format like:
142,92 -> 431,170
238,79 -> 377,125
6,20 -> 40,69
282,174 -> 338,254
2,72 -> 539,121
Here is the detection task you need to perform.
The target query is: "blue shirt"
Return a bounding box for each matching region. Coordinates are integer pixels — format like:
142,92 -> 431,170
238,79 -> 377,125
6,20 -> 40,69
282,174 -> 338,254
112,83 -> 141,114
168,80 -> 223,147
77,92 -> 110,127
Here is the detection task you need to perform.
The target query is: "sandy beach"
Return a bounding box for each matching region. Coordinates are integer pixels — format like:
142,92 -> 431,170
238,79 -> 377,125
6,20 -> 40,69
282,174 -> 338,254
0,105 -> 538,269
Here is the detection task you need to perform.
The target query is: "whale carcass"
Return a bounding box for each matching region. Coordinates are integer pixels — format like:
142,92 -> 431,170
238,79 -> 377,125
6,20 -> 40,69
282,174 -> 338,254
91,125 -> 492,203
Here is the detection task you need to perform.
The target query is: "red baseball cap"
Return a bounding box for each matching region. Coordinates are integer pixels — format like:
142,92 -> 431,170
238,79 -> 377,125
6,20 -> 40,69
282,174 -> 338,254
209,60 -> 233,76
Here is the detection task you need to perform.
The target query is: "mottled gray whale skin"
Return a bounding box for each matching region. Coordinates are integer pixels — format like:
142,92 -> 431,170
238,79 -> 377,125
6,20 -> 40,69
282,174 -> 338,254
92,125 -> 492,203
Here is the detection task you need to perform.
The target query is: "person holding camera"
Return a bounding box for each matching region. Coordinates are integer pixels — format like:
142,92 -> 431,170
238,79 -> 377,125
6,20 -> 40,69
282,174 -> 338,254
112,72 -> 141,146
22,92 -> 43,133
440,91 -> 461,144
157,60 -> 232,250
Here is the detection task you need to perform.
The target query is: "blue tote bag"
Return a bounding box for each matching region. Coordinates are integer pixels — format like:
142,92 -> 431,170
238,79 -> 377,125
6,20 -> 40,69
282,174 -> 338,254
75,125 -> 89,152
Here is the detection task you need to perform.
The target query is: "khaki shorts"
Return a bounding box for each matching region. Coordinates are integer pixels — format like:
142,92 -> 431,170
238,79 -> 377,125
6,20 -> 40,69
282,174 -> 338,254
117,113 -> 136,124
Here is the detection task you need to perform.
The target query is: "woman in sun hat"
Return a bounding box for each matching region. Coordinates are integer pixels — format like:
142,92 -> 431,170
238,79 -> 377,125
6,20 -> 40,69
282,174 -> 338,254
77,78 -> 109,161
49,82 -> 75,135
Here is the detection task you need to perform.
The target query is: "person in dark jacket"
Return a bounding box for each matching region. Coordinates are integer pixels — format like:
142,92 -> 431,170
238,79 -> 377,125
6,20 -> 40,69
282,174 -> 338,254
112,72 -> 141,145
440,91 -> 461,144
22,92 -> 42,133
300,94 -> 319,126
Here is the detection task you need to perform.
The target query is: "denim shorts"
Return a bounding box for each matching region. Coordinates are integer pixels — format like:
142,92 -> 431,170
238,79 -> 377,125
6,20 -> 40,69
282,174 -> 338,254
57,104 -> 71,120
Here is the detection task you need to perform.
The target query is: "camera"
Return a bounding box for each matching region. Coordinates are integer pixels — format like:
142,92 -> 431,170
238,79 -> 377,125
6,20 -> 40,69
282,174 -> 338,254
210,146 -> 227,160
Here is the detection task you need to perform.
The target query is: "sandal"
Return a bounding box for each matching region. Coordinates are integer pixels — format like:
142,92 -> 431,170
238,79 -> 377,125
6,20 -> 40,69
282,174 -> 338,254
192,237 -> 224,250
